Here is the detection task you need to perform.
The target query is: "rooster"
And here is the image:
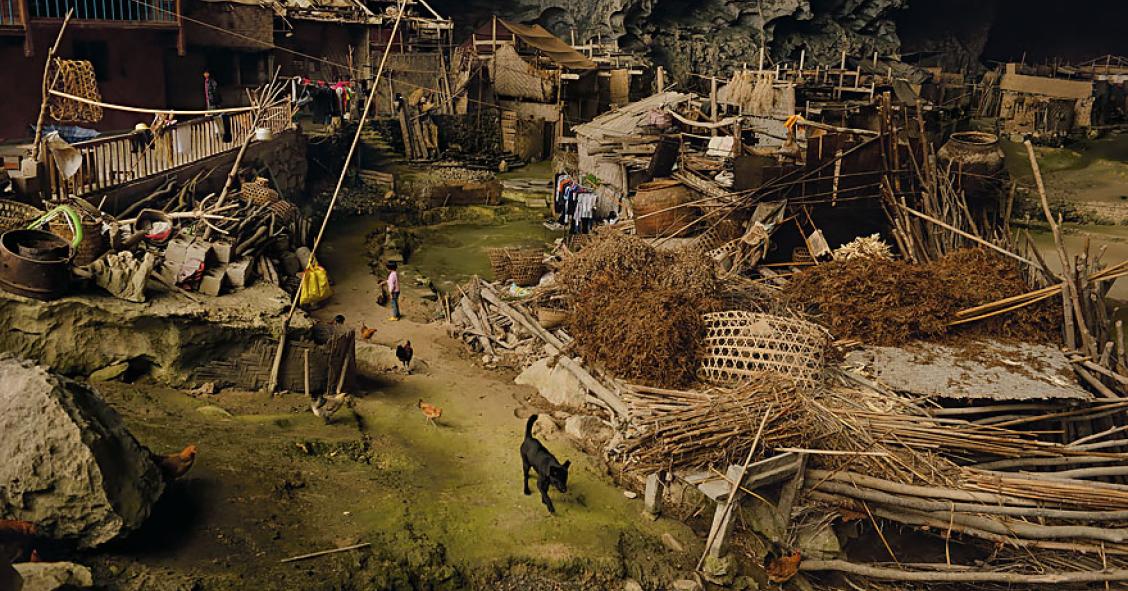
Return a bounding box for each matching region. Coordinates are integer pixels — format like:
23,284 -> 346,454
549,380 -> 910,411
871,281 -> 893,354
360,323 -> 377,341
0,520 -> 37,564
417,399 -> 442,427
396,341 -> 413,374
150,445 -> 198,482
310,391 -> 350,424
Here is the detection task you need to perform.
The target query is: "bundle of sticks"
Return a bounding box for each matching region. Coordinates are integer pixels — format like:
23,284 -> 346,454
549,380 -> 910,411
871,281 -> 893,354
619,374 -> 814,472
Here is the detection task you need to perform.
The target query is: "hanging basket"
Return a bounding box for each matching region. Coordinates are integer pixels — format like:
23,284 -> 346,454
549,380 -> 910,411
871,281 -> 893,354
536,307 -> 568,329
698,311 -> 830,390
0,200 -> 44,233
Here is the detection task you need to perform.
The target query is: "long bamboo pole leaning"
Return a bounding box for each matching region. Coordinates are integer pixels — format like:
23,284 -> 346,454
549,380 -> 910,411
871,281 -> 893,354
30,10 -> 73,162
266,0 -> 410,393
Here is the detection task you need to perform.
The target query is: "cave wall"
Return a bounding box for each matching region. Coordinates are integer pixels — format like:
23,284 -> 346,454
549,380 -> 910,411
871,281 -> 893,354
430,0 -> 1126,84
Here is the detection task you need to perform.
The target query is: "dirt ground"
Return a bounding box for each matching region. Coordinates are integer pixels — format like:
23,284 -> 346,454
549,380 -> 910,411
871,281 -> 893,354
75,213 -> 699,591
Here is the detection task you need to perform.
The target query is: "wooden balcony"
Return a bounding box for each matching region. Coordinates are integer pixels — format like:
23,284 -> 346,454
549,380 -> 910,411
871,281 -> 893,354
29,0 -> 177,27
43,104 -> 293,200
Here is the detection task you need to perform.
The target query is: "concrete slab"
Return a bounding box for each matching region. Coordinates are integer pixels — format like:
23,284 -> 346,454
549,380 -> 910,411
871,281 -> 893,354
845,339 -> 1092,401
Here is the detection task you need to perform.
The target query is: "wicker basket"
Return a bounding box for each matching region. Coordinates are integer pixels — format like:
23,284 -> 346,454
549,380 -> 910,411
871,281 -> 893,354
0,200 -> 44,233
49,216 -> 106,266
698,311 -> 830,390
536,307 -> 568,329
508,250 -> 545,286
241,178 -> 280,205
487,248 -> 513,282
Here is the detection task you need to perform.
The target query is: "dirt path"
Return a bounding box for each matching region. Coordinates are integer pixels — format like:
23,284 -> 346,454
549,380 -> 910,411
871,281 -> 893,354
311,218 -> 699,576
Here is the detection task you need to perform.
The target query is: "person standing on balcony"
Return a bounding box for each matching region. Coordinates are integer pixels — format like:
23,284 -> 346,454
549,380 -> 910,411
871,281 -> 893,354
203,70 -> 222,110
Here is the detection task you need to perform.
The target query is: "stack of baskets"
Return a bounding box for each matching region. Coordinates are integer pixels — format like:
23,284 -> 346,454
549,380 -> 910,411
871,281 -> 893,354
487,247 -> 545,286
0,200 -> 44,234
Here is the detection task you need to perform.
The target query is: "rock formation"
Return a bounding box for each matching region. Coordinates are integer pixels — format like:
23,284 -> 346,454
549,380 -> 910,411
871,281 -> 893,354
0,355 -> 164,548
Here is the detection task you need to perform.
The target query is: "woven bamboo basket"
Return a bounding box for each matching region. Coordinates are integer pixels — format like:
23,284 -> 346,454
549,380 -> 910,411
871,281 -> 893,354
698,311 -> 830,390
49,216 -> 106,266
0,200 -> 44,233
508,250 -> 545,286
536,307 -> 568,329
241,178 -> 280,205
487,248 -> 513,282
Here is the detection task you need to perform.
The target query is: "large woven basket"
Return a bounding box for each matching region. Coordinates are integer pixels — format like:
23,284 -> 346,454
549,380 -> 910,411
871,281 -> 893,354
508,250 -> 545,287
487,248 -> 513,282
0,200 -> 44,233
698,311 -> 830,390
49,216 -> 106,266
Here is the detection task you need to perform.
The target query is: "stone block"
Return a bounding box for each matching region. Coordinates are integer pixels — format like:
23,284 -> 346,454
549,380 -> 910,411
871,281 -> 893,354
515,357 -> 587,409
225,257 -> 256,288
13,561 -> 93,590
199,267 -> 228,297
211,242 -> 233,264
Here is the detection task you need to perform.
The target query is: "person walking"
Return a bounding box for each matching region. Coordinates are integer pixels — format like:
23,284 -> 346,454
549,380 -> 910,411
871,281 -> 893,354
203,70 -> 222,110
386,261 -> 401,321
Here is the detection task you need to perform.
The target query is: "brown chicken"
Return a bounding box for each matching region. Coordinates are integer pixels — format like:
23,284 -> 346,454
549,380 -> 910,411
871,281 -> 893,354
360,323 -> 377,341
417,399 -> 442,427
0,519 -> 38,567
151,445 -> 198,482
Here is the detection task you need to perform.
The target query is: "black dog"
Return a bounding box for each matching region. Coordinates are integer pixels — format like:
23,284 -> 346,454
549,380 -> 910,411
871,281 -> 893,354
520,414 -> 571,513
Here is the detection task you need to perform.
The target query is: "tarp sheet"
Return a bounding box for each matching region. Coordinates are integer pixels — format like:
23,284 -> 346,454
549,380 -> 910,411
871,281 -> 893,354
474,19 -> 596,71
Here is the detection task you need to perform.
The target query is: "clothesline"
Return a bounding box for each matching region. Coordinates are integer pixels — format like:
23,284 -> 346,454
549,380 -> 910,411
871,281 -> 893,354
48,89 -> 257,115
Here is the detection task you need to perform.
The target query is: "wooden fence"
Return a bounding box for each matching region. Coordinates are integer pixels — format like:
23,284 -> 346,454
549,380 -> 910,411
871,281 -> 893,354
44,103 -> 292,199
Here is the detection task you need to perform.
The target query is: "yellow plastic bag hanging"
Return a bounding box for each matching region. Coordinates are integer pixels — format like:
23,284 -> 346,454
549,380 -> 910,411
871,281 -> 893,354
299,257 -> 332,306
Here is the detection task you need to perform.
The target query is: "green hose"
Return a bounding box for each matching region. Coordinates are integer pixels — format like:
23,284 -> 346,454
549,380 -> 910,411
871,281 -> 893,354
28,205 -> 84,249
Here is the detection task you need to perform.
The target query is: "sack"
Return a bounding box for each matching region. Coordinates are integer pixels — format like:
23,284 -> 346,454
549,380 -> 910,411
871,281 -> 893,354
299,257 -> 332,306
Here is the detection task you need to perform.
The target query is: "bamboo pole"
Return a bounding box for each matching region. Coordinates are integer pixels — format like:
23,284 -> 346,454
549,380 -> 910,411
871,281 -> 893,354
267,0 -> 409,393
31,10 -> 73,162
799,560 -> 1128,584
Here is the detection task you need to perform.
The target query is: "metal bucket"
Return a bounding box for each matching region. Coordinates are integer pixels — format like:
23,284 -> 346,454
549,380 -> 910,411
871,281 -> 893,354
0,229 -> 73,300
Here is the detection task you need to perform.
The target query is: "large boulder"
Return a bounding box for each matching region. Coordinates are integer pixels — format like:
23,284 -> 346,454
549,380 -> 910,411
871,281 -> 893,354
0,355 -> 164,548
13,562 -> 94,591
515,357 -> 587,409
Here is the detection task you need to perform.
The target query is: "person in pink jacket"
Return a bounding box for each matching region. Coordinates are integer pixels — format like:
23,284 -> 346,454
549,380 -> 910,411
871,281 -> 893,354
386,261 -> 401,321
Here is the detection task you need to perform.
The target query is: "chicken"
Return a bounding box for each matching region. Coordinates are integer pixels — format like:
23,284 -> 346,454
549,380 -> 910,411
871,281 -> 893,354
310,392 -> 350,424
0,520 -> 37,563
150,445 -> 198,482
396,341 -> 413,373
360,323 -> 377,341
417,399 -> 441,427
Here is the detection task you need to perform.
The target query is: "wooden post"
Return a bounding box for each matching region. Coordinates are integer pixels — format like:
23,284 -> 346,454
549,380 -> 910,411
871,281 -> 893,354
17,0 -> 32,57
175,0 -> 186,56
491,16 -> 497,55
799,49 -> 805,73
31,10 -> 73,162
709,76 -> 718,137
758,45 -> 765,71
655,66 -> 665,94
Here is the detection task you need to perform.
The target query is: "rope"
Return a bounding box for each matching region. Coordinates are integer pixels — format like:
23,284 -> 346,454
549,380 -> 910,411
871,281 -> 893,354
48,89 -> 255,115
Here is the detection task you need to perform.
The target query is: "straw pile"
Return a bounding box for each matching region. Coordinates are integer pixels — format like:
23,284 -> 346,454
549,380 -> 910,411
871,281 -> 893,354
558,234 -> 720,387
622,373 -> 815,471
787,248 -> 1058,346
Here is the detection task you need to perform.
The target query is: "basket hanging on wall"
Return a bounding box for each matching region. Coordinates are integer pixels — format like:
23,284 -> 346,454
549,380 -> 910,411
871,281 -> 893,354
48,59 -> 103,123
698,311 -> 830,390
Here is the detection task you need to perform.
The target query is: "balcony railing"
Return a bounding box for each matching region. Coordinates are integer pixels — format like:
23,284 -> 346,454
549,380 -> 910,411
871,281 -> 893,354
0,0 -> 23,26
29,0 -> 176,24
44,104 -> 292,200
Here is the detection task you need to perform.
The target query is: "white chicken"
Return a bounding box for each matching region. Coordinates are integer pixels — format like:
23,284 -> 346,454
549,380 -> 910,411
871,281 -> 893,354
310,392 -> 350,423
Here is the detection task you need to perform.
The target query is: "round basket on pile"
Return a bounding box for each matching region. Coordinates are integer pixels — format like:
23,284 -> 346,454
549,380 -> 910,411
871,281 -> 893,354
487,247 -> 512,282
698,311 -> 830,391
508,249 -> 545,287
0,200 -> 44,233
49,215 -> 105,266
240,178 -> 280,205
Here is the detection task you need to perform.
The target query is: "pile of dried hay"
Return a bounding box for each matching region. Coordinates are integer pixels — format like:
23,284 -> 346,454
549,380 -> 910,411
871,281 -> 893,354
787,248 -> 1058,346
558,234 -> 721,387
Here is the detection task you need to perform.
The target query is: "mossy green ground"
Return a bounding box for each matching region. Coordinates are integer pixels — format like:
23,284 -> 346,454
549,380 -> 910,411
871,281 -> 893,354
82,205 -> 695,590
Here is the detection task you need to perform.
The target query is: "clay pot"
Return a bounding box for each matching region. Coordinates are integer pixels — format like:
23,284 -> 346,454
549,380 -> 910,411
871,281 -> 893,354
938,131 -> 1006,199
633,180 -> 698,238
